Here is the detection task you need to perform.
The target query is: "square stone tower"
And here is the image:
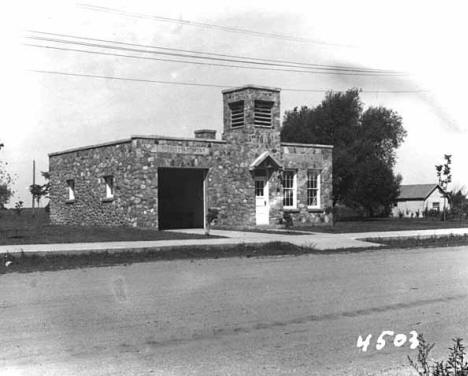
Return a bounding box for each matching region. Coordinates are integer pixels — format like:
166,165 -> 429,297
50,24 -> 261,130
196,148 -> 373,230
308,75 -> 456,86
221,85 -> 281,150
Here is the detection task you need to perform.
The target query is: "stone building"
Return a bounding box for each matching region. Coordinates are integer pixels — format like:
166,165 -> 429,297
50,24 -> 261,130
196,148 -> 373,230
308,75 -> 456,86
49,85 -> 333,229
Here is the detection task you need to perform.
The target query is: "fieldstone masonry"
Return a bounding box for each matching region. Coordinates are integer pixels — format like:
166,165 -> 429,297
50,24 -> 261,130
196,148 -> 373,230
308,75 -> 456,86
49,85 -> 333,229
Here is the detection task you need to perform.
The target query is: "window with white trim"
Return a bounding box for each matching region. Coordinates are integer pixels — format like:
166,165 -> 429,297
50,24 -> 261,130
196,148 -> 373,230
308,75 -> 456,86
282,170 -> 297,208
307,170 -> 321,208
229,101 -> 244,128
104,175 -> 114,199
66,179 -> 75,201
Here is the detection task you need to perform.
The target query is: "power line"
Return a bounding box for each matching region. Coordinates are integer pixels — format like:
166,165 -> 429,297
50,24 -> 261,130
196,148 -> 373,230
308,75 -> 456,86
27,30 -> 394,73
24,36 -> 404,77
28,69 -> 428,94
77,3 -> 355,48
25,43 -> 406,77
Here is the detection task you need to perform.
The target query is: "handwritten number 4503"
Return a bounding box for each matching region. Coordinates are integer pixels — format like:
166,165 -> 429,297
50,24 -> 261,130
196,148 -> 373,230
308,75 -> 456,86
357,330 -> 419,352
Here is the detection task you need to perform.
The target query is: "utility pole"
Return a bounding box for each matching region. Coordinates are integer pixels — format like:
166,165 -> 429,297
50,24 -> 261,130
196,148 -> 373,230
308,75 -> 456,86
32,160 -> 36,216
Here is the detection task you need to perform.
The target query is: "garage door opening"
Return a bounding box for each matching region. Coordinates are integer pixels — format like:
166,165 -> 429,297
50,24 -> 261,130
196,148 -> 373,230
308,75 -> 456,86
158,168 -> 206,230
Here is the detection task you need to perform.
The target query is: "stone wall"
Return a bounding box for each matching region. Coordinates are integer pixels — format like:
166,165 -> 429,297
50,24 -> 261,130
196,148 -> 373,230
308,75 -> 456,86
49,141 -> 136,227
49,85 -> 334,229
282,143 -> 333,225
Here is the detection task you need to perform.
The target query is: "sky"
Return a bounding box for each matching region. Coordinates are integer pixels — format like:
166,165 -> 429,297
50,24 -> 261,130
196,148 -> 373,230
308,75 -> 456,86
1,0 -> 467,206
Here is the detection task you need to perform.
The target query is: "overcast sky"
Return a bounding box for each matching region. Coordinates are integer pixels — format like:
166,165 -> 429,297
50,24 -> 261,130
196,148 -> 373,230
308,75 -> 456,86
1,0 -> 467,206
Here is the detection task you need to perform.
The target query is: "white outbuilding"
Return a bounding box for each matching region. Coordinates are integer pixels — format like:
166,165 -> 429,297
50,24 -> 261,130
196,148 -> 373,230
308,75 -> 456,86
392,184 -> 449,218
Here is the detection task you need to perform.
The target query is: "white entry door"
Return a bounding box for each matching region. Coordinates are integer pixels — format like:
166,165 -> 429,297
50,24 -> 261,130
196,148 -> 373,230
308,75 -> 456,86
255,177 -> 269,225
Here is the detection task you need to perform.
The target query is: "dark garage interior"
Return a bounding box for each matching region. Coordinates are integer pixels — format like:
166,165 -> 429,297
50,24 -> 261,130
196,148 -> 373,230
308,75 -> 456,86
158,168 -> 206,230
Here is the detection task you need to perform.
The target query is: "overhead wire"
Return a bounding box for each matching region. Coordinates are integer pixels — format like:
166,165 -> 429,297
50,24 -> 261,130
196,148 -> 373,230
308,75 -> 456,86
25,43 -> 407,77
24,35 -> 404,77
29,69 -> 428,94
26,30 -> 397,74
76,3 -> 355,48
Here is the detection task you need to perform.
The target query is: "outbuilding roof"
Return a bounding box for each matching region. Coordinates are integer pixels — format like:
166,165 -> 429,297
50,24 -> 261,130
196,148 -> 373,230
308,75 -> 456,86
397,184 -> 445,200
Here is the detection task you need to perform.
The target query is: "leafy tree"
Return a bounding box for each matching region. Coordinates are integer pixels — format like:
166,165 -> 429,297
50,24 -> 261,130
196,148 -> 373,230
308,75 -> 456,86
281,89 -> 406,216
29,184 -> 47,208
0,143 -> 14,209
0,184 -> 13,209
436,155 -> 452,221
29,171 -> 50,210
41,171 -> 50,198
448,189 -> 468,220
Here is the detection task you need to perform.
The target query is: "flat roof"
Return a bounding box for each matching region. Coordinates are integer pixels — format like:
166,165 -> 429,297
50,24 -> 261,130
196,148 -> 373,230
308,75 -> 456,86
222,84 -> 281,94
281,142 -> 333,149
49,136 -> 332,157
49,135 -> 226,157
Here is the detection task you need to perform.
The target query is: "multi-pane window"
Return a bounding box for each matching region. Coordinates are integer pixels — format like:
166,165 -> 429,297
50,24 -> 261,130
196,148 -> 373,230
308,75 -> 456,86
254,100 -> 273,127
66,179 -> 75,201
255,179 -> 265,197
432,202 -> 440,211
229,101 -> 244,128
307,170 -> 321,208
104,175 -> 114,199
282,170 -> 296,208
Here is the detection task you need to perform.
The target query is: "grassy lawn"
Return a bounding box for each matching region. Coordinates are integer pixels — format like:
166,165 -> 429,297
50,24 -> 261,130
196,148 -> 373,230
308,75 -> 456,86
0,209 -> 215,245
364,234 -> 468,249
0,241 -> 309,274
2,233 -> 468,274
296,217 -> 468,233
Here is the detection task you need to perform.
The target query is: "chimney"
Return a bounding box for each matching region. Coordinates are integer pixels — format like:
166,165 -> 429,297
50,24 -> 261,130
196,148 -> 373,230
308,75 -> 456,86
194,129 -> 217,140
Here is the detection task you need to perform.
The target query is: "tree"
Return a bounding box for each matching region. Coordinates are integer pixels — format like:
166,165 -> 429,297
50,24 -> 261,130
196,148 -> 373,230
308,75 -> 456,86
448,188 -> 468,220
435,154 -> 452,221
29,183 -> 47,208
281,89 -> 406,216
40,171 -> 50,199
0,143 -> 14,209
29,171 -> 50,210
0,184 -> 13,209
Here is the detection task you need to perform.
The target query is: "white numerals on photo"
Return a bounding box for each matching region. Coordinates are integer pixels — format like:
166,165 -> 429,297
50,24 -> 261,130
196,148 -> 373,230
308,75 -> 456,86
357,330 -> 419,352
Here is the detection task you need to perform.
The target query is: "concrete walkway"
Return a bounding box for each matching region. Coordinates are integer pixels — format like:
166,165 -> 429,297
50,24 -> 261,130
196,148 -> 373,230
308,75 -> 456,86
1,227 -> 468,255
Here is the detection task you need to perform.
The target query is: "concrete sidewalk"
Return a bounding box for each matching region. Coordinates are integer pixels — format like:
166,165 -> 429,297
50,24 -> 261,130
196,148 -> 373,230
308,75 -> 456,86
1,227 -> 468,255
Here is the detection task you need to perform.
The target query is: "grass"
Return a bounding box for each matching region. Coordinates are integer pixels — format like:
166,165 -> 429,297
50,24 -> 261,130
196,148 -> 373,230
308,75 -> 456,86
364,233 -> 468,249
0,241 -> 313,274
296,217 -> 468,234
0,209 -> 217,245
2,233 -> 468,275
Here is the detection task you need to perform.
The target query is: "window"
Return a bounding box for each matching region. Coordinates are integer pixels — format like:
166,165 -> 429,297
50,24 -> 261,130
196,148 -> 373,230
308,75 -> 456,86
255,179 -> 265,197
104,175 -> 114,199
66,179 -> 75,201
254,100 -> 273,127
229,101 -> 244,128
432,202 -> 440,211
307,170 -> 321,208
282,170 -> 297,208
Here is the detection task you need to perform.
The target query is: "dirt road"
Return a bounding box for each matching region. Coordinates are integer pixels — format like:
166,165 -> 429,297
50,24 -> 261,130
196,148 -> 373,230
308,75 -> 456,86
1,246 -> 467,375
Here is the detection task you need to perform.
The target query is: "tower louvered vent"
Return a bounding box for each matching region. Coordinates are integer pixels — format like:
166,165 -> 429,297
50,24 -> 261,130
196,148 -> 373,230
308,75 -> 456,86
229,101 -> 244,128
254,100 -> 273,127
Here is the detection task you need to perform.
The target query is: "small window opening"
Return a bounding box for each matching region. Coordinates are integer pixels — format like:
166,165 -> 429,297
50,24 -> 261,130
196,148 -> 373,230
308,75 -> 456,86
66,179 -> 75,201
104,175 -> 114,199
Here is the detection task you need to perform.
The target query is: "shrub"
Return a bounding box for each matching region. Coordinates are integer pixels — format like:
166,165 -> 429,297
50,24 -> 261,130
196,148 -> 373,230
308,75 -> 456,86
281,211 -> 294,228
408,334 -> 468,375
14,201 -> 24,215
